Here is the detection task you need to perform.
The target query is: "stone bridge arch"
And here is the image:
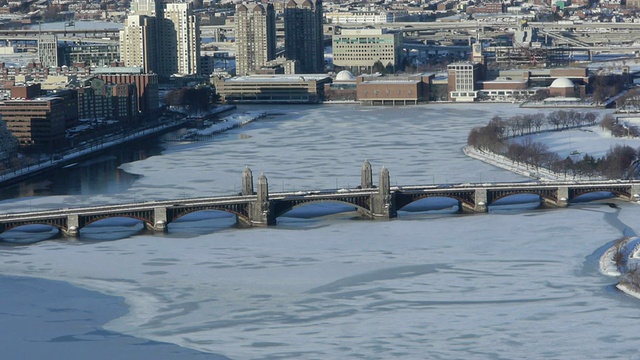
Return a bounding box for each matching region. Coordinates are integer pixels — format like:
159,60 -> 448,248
0,218 -> 67,234
79,210 -> 155,230
166,204 -> 251,225
569,186 -> 631,201
272,196 -> 371,219
394,190 -> 476,212
486,188 -> 558,206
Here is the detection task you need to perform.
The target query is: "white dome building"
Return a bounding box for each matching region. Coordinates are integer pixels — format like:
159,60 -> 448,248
335,70 -> 356,82
325,70 -> 357,102
549,77 -> 575,97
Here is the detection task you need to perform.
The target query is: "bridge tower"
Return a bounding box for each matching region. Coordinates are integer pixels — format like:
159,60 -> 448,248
371,167 -> 397,218
242,166 -> 254,195
246,173 -> 276,226
361,160 -> 373,189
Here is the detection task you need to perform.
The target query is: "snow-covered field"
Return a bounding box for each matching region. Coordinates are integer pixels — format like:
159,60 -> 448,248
2,103 -> 640,359
520,124 -> 640,160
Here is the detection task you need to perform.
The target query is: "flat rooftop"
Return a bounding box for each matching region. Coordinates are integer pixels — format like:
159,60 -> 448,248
226,75 -> 331,83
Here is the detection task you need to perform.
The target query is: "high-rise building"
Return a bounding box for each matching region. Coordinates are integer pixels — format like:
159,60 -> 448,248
38,35 -> 59,68
234,3 -> 276,76
121,0 -> 200,79
120,15 -> 158,73
160,3 -> 200,78
284,0 -> 324,74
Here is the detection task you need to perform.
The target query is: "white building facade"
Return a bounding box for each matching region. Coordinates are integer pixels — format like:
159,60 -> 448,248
332,29 -> 403,73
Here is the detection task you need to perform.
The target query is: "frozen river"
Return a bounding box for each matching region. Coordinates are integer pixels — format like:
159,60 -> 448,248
1,103 -> 640,359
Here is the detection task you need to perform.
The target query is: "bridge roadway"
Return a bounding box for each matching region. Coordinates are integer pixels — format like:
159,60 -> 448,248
1,162 -> 640,238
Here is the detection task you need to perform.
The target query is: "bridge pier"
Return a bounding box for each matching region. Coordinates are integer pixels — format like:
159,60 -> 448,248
246,173 -> 275,226
66,214 -> 79,237
631,184 -> 640,201
153,207 -> 168,232
371,167 -> 397,219
556,186 -> 569,207
474,188 -> 488,213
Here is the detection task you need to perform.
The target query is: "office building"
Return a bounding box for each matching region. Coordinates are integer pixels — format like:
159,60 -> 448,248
38,35 -> 59,68
234,3 -> 276,76
213,74 -> 331,103
59,42 -> 120,68
284,0 -> 324,74
447,62 -> 482,102
0,84 -> 74,150
332,29 -> 403,74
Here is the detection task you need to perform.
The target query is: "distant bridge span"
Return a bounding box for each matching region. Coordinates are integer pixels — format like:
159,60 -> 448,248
1,161 -> 638,238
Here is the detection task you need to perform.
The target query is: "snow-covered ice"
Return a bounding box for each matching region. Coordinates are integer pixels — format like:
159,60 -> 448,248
2,104 -> 640,359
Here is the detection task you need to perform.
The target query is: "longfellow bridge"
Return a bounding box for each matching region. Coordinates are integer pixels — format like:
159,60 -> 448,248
1,160 -> 639,237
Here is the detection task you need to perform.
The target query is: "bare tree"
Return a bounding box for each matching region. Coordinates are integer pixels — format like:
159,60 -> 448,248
547,111 -> 562,130
532,113 -> 545,132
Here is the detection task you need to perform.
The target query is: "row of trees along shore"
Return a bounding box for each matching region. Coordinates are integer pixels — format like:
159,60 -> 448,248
467,110 -> 639,180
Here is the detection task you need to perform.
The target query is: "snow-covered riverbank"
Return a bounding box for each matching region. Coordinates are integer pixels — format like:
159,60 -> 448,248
180,111 -> 266,141
463,145 -> 575,181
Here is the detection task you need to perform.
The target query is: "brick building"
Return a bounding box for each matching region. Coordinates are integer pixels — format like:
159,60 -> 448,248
356,74 -> 433,105
93,67 -> 159,119
0,85 -> 71,150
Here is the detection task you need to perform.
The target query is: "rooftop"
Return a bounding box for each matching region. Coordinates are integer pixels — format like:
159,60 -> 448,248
226,75 -> 332,83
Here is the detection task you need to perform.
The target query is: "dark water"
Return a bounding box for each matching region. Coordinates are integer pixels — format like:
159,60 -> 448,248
0,275 -> 230,359
0,138 -> 165,201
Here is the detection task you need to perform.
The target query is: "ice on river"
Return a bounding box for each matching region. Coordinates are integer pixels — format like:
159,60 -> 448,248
2,104 -> 640,359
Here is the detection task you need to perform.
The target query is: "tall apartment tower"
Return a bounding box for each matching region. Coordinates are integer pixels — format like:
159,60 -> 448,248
121,0 -> 200,79
234,3 -> 276,76
119,15 -> 158,73
160,3 -> 200,77
284,0 -> 324,74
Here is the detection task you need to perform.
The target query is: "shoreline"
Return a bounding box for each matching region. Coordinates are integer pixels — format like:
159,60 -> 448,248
0,105 -> 237,188
462,145 -> 579,181
0,274 -> 230,359
465,144 -> 640,300
616,283 -> 640,300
